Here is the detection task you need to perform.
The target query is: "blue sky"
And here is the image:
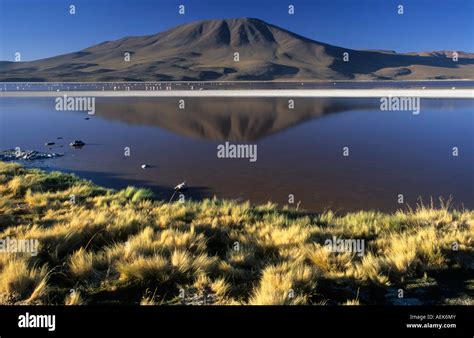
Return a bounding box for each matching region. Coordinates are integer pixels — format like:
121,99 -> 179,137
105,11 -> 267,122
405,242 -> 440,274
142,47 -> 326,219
0,0 -> 473,61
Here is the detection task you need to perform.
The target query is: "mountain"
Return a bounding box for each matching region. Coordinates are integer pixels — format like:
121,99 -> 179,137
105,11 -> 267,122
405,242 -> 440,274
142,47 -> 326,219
1,18 -> 473,81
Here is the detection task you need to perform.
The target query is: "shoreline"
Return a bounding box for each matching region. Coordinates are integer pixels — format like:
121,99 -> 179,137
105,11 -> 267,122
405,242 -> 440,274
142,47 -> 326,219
1,88 -> 473,98
0,161 -> 472,306
2,79 -> 474,83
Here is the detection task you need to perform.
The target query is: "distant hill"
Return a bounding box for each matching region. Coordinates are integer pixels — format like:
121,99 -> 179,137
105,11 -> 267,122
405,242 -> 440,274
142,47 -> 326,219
1,18 -> 473,81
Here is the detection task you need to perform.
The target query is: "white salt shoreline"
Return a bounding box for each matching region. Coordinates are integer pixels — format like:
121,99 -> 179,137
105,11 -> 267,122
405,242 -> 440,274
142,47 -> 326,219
0,89 -> 473,98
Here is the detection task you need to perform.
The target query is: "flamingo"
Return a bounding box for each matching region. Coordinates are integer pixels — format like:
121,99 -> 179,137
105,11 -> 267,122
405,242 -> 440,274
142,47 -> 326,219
174,181 -> 186,190
169,181 -> 186,203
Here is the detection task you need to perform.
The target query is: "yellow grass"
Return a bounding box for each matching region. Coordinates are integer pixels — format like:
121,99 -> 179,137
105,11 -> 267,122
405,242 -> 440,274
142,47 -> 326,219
0,161 -> 472,305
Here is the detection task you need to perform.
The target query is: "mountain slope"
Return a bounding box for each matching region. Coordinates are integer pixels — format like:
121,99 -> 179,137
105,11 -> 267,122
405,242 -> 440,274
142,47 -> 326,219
1,18 -> 473,81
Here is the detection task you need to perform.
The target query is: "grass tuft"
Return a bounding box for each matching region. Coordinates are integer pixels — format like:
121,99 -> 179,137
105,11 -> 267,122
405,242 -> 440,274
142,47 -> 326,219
0,162 -> 472,305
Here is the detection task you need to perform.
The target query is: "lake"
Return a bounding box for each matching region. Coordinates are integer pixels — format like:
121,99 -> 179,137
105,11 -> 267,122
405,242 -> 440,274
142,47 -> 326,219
1,96 -> 472,212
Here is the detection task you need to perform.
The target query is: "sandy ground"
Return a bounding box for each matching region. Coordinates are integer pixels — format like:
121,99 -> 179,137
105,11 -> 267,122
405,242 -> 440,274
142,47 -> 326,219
0,89 -> 473,98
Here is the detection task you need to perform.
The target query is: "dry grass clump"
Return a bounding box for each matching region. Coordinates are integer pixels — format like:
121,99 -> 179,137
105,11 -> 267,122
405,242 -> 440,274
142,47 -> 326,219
0,161 -> 472,305
249,262 -> 317,305
303,243 -> 354,277
65,290 -> 85,305
0,257 -> 49,304
117,254 -> 170,281
343,298 -> 360,305
69,248 -> 108,280
345,253 -> 391,286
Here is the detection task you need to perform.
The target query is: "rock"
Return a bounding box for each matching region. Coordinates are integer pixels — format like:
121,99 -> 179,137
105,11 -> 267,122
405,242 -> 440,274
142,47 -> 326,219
0,149 -> 62,161
69,140 -> 85,147
390,297 -> 424,306
385,289 -> 424,305
180,287 -> 216,305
